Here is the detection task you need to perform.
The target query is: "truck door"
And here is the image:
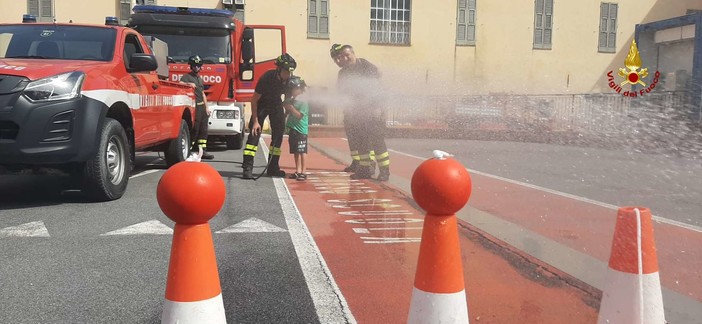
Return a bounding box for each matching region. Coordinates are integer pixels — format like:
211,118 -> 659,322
122,33 -> 161,145
235,25 -> 286,102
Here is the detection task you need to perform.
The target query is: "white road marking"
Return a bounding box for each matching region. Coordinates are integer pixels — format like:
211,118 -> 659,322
345,218 -> 423,225
361,237 -> 422,244
100,220 -> 173,236
262,140 -> 357,324
353,227 -> 423,234
215,217 -> 287,233
319,190 -> 377,194
388,148 -> 702,234
338,210 -> 414,216
332,204 -> 403,209
0,221 -> 50,238
129,169 -> 161,179
327,199 -> 394,203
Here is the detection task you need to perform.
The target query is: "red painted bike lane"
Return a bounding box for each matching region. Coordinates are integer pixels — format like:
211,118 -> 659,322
276,138 -> 598,323
308,137 -> 702,303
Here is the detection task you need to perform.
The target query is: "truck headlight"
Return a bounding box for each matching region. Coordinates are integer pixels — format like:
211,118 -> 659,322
216,110 -> 239,119
23,72 -> 85,102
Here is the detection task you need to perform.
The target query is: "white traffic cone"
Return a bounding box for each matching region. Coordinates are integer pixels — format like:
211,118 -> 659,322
597,207 -> 665,324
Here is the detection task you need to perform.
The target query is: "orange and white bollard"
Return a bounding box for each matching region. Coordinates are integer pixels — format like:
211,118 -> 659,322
408,151 -> 472,324
597,207 -> 665,324
156,161 -> 228,324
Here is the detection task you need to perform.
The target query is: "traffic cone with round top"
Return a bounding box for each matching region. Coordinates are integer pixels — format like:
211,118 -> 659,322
156,161 -> 227,324
408,150 -> 472,324
597,207 -> 665,324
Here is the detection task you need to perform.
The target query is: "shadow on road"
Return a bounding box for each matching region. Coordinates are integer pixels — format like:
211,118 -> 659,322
0,155 -> 169,210
0,174 -> 85,210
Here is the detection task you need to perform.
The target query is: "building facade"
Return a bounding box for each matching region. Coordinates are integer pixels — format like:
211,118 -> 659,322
1,0 -> 700,97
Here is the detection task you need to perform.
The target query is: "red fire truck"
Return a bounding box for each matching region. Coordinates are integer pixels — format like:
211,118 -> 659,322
128,5 -> 288,150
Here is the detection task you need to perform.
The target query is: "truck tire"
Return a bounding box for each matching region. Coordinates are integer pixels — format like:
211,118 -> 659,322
226,133 -> 244,150
165,120 -> 190,167
82,118 -> 130,201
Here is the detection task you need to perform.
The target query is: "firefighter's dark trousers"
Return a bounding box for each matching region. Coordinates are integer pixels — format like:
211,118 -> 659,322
191,103 -> 209,150
242,107 -> 286,171
343,112 -> 362,165
356,115 -> 390,172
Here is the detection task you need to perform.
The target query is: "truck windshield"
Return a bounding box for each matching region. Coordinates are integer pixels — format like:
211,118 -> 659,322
135,26 -> 231,64
0,25 -> 116,61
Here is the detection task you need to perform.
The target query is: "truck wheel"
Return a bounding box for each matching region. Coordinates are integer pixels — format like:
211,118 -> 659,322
165,120 -> 190,167
82,118 -> 130,201
226,133 -> 244,150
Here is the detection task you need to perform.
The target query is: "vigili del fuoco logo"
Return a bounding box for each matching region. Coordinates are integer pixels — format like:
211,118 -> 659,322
606,39 -> 660,97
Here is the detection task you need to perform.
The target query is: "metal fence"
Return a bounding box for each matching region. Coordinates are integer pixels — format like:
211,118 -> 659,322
310,91 -> 695,135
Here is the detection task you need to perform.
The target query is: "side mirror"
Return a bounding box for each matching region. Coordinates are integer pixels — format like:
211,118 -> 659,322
240,27 -> 254,81
129,53 -> 158,72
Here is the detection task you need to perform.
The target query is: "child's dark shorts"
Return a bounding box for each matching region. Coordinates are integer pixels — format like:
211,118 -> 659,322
289,129 -> 308,154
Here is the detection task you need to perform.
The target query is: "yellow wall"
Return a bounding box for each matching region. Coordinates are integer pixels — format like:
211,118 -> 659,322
242,0 -> 702,95
1,0 -> 701,96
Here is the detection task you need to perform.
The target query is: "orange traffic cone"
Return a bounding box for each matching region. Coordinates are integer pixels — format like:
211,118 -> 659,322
408,151 -> 472,324
156,161 -> 227,324
597,207 -> 665,324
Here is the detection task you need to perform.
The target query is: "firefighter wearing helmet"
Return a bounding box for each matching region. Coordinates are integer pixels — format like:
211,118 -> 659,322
330,44 -> 390,181
242,53 -> 297,179
329,44 -> 362,173
180,55 -> 214,160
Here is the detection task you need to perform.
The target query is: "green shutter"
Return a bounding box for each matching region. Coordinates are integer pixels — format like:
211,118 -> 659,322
457,0 -> 475,45
534,0 -> 552,49
27,0 -> 39,16
599,2 -> 617,52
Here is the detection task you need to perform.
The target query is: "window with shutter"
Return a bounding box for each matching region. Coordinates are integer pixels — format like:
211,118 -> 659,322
533,0 -> 553,49
456,0 -> 476,46
27,0 -> 53,22
308,0 -> 329,39
27,0 -> 39,16
598,2 -> 617,53
120,0 -> 131,25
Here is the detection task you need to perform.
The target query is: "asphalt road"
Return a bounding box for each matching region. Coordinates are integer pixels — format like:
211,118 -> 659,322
385,138 -> 702,228
0,145 -> 322,323
2,136 -> 701,323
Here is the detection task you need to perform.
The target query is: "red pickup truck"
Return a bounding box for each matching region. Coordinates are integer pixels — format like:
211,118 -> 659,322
0,18 -> 196,201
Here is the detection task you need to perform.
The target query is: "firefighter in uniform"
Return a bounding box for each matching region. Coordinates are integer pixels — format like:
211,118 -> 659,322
331,44 -> 360,173
242,53 -> 297,179
333,44 -> 390,181
180,55 -> 214,160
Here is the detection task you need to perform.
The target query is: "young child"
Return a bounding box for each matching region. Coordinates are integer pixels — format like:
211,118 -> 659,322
283,76 -> 309,181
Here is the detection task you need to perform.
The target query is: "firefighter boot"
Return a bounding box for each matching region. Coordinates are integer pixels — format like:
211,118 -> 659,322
350,166 -> 373,180
343,160 -> 359,173
376,167 -> 390,182
242,155 -> 254,179
266,155 -> 286,178
201,151 -> 215,160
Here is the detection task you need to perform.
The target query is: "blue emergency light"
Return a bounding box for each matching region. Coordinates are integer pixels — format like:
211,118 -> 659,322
132,5 -> 234,18
105,16 -> 120,26
22,14 -> 37,23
